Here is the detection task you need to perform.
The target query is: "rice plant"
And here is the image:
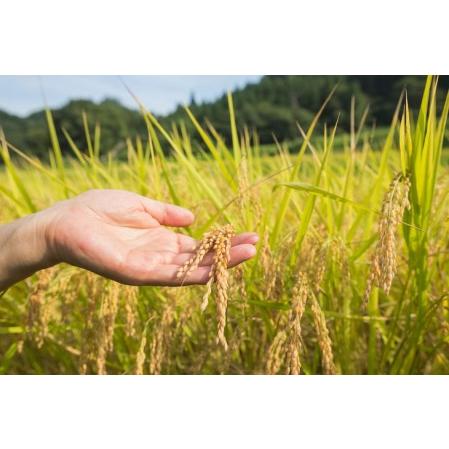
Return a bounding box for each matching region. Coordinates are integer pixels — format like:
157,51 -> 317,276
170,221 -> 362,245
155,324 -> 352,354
0,75 -> 448,374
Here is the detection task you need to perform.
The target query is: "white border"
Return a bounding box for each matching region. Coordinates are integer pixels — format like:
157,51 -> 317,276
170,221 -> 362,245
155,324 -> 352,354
2,0 -> 448,74
0,375 -> 447,448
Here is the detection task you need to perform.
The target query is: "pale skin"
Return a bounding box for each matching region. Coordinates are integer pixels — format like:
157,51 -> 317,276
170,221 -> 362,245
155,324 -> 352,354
0,189 -> 258,292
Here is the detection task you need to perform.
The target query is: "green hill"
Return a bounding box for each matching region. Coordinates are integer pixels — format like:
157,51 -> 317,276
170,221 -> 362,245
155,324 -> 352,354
1,75 -> 448,157
0,98 -> 146,158
166,75 -> 449,143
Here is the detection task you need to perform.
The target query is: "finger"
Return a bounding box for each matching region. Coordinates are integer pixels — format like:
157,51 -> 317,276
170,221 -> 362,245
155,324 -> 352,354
172,243 -> 257,267
141,265 -> 212,286
175,232 -> 258,255
142,198 -> 195,227
231,232 -> 259,246
142,244 -> 257,286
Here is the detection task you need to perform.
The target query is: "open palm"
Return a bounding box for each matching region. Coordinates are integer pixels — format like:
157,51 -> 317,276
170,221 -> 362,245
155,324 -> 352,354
45,190 -> 258,286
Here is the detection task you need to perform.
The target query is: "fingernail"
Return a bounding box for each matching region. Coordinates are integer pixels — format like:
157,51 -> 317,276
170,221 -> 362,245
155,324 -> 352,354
250,233 -> 259,244
247,245 -> 257,257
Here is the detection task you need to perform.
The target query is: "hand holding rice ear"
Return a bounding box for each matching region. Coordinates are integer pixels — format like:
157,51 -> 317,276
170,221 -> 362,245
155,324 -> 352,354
0,189 -> 258,291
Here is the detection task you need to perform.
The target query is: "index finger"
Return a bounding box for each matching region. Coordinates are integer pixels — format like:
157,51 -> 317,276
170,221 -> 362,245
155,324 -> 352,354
142,198 -> 195,227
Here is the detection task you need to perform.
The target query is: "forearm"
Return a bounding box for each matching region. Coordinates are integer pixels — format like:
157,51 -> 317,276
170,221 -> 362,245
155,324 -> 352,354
0,212 -> 55,291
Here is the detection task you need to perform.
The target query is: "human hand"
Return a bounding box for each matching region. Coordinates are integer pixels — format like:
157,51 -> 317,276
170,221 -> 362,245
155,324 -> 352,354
40,189 -> 258,286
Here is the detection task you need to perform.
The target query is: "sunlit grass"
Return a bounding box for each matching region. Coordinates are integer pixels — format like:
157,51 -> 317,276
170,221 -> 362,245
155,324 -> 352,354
0,76 -> 448,374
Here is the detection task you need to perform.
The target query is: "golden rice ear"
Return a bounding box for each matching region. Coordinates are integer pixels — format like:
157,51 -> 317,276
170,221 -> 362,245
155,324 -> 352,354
25,267 -> 55,348
201,277 -> 213,312
176,232 -> 216,280
124,286 -> 139,338
177,225 -> 235,351
285,271 -> 309,375
309,292 -> 336,375
149,301 -> 175,375
363,173 -> 411,309
212,225 -> 235,351
134,324 -> 148,375
266,330 -> 287,375
96,281 -> 120,375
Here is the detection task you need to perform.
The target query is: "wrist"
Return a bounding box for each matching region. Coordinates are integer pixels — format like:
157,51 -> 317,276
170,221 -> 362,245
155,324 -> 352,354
0,210 -> 57,290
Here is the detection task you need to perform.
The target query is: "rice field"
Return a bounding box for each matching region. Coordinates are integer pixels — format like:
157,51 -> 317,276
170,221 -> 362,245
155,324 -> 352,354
1,76 -> 448,374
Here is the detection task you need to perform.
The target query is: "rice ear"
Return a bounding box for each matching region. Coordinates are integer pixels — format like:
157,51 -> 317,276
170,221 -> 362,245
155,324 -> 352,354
363,173 -> 411,309
177,224 -> 235,350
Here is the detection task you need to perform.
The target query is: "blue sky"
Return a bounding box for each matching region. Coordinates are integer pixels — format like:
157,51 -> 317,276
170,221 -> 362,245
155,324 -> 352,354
0,75 -> 262,117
